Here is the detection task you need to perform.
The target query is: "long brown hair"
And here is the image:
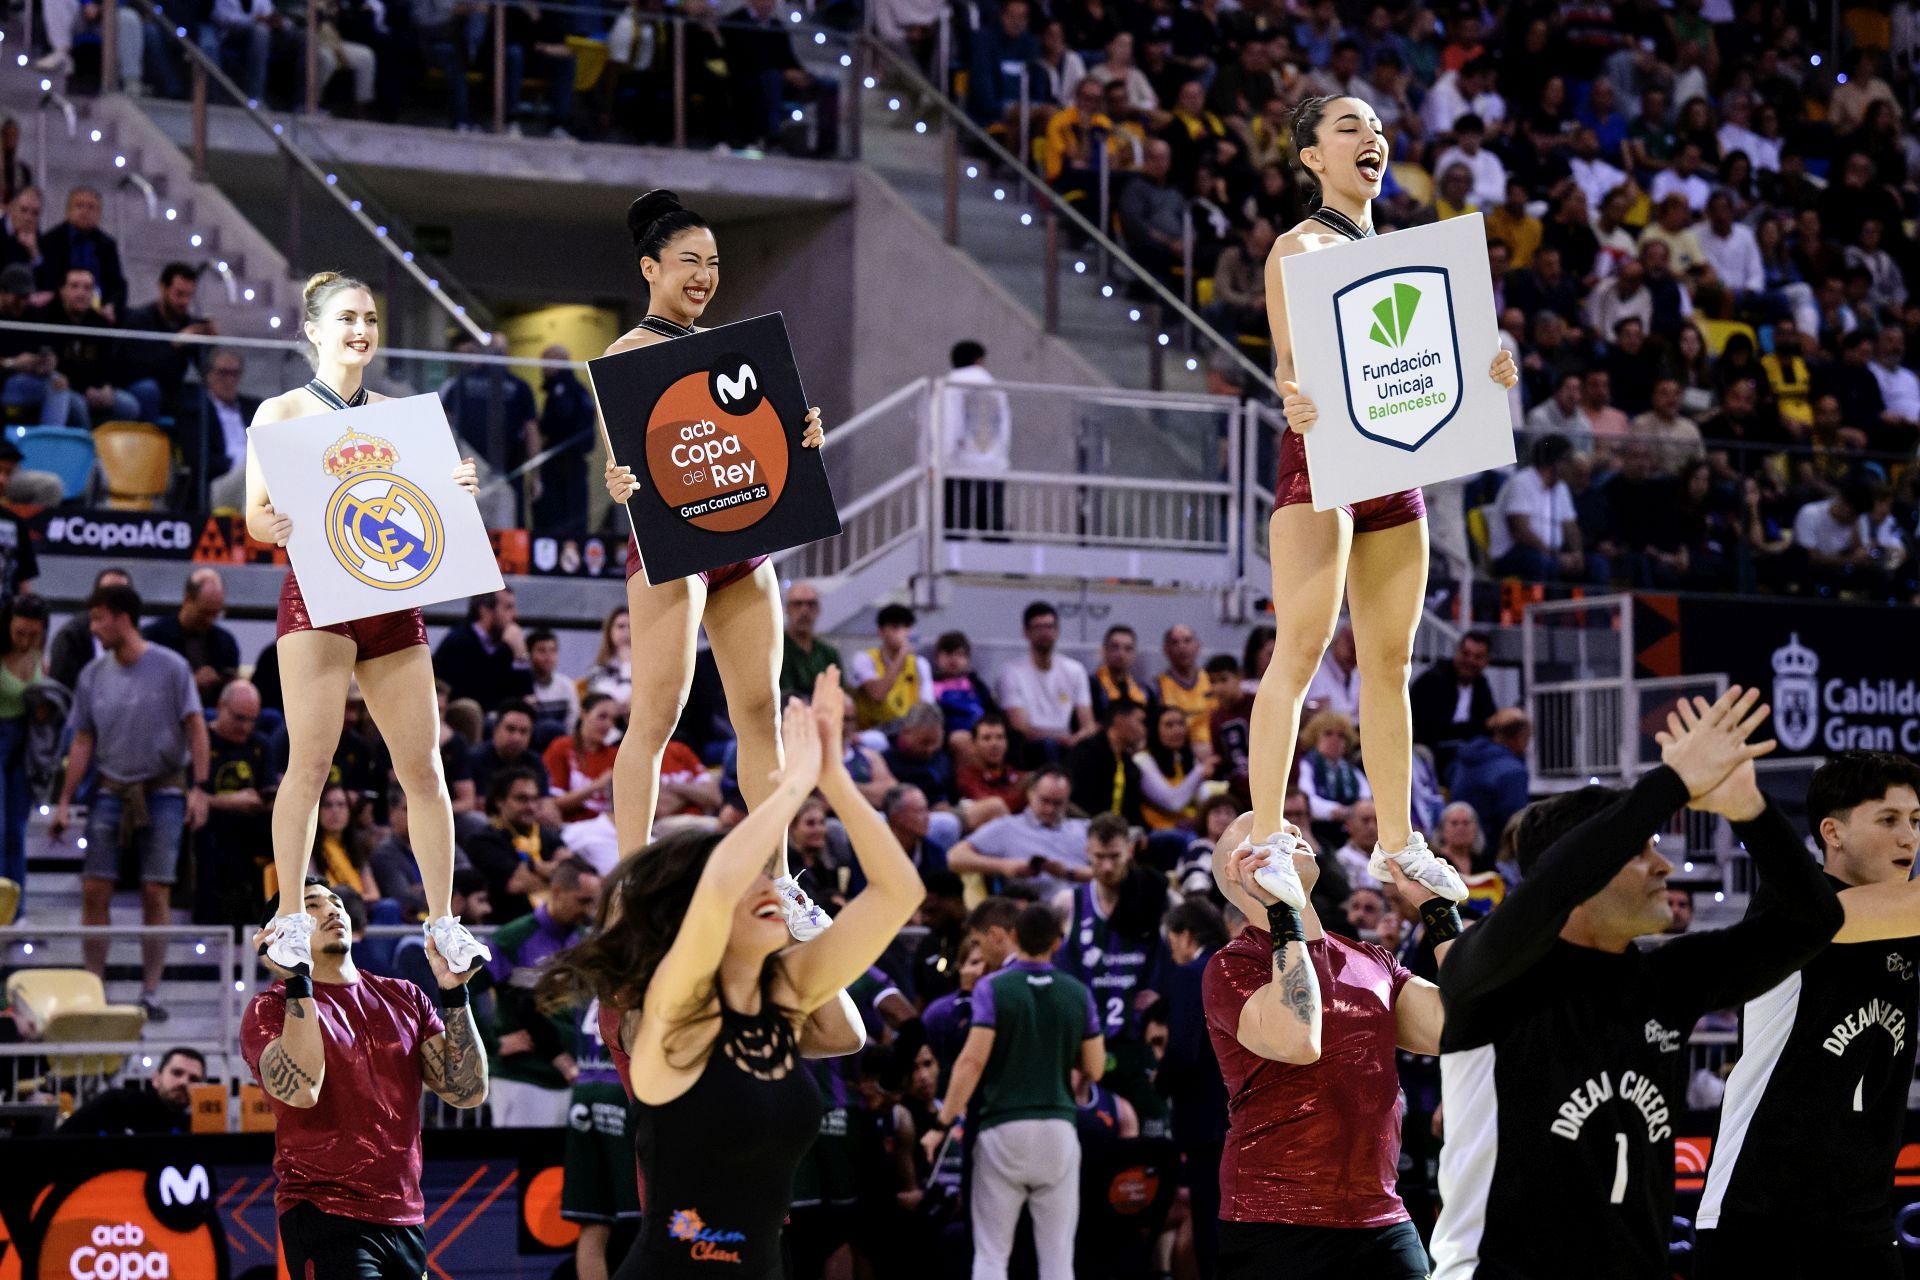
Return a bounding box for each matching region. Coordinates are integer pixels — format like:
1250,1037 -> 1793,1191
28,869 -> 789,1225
535,828 -> 798,1066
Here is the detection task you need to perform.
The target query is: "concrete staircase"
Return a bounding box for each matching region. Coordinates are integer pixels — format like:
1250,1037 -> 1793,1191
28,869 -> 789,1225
855,76 -> 1210,393
0,59 -> 296,334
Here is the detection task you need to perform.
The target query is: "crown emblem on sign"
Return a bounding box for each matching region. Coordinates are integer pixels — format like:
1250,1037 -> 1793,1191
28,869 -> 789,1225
323,430 -> 399,477
1772,632 -> 1817,677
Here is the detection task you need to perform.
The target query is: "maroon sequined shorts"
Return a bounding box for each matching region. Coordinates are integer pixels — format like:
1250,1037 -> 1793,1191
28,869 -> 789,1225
276,570 -> 427,661
1275,426 -> 1426,533
626,531 -> 767,592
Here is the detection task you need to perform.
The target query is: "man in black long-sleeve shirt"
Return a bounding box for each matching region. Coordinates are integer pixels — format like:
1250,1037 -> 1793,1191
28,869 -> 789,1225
1431,686 -> 1843,1280
433,589 -> 533,710
59,1046 -> 204,1135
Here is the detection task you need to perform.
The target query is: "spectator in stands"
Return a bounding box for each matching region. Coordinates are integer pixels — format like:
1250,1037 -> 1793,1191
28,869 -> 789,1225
1598,439 -> 1689,587
198,349 -> 262,511
1580,369 -> 1631,458
851,603 -> 934,732
440,336 -> 537,518
416,0 -> 505,131
931,902 -> 1103,1280
524,628 -> 579,736
0,592 -> 43,910
1066,697 -> 1149,827
142,568 -> 240,708
1118,140 -> 1187,288
1698,191 -> 1764,307
1434,163 -> 1478,220
1524,372 -> 1591,444
543,692 -> 618,821
957,711 -> 1025,827
881,783 -> 950,877
1631,376 -> 1705,477
780,580 -> 841,700
58,1045 -> 205,1135
1490,432 -> 1608,584
307,782 -> 378,900
724,0 -> 838,153
1088,624 -> 1151,721
583,604 -> 630,713
1205,653 -> 1254,805
464,765 -> 568,923
33,267 -> 140,423
1409,630 -> 1496,778
468,699 -> 552,800
0,121 -> 28,206
1663,888 -> 1693,935
207,0 -> 289,104
1870,327 -> 1920,449
1792,481 -> 1886,597
435,589 -> 533,709
1847,219 -> 1907,319
1156,623 -> 1210,751
1829,48 -> 1899,137
199,679 -> 277,925
1330,795 -> 1380,890
885,703 -> 957,809
1297,708 -> 1369,839
1138,702 -> 1211,832
119,263 -> 218,422
1433,114 -> 1506,208
1483,181 -> 1541,270
1506,245 -> 1583,334
929,630 -> 998,752
49,566 -> 128,689
0,187 -> 40,272
996,602 -> 1092,764
485,855 -> 602,1126
1043,79 -> 1118,203
1650,140 -> 1712,212
35,189 -> 125,318
940,339 -> 1012,535
949,766 -> 1090,896
1422,55 -> 1496,136
532,345 -> 594,532
1447,706 -> 1531,846
1088,31 -> 1157,114
52,583 -> 209,1022
0,449 -> 35,616
1305,621 -> 1360,722
0,265 -> 86,429
1207,217 -> 1273,337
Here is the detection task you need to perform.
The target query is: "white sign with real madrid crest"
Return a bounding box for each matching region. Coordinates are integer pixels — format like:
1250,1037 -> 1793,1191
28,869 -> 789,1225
249,393 -> 503,627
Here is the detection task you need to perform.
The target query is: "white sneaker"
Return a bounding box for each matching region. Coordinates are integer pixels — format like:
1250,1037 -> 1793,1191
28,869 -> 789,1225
261,911 -> 315,973
425,915 -> 493,972
774,874 -> 830,942
1369,831 -> 1468,903
1237,830 -> 1307,910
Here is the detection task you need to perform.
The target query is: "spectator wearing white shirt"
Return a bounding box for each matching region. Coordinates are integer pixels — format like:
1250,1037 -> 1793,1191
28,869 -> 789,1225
526,629 -> 581,737
1715,92 -> 1779,172
1846,218 -> 1908,317
1791,483 -> 1893,595
1648,142 -> 1713,213
1304,622 -> 1361,722
202,348 -> 261,512
942,340 -> 1012,534
1421,57 -> 1500,136
1591,188 -> 1639,281
1331,796 -> 1381,891
1567,126 -> 1629,215
995,601 -> 1093,764
1585,261 -> 1654,340
1871,327 -> 1920,437
1489,433 -> 1608,583
1524,373 -> 1593,448
1697,191 -> 1764,302
1086,32 -> 1157,114
1433,114 -> 1508,208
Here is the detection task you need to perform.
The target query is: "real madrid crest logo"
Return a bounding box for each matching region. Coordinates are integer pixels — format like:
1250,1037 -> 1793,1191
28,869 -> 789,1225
322,428 -> 444,591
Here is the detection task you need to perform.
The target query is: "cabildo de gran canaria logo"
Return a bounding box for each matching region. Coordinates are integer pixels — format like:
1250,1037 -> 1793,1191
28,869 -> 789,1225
1772,630 -> 1920,753
1333,266 -> 1463,451
323,428 -> 444,591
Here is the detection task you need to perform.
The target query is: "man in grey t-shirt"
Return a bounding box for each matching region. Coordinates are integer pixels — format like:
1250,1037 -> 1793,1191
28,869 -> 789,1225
948,767 -> 1092,899
52,584 -> 209,1022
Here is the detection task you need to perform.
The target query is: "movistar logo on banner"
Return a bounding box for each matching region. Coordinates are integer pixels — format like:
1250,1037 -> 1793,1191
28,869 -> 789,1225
1334,266 -> 1463,451
1368,283 -> 1422,348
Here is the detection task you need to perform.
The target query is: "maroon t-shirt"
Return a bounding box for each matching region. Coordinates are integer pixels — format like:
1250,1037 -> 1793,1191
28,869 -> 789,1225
598,1000 -> 648,1211
1203,928 -> 1414,1228
240,973 -> 444,1224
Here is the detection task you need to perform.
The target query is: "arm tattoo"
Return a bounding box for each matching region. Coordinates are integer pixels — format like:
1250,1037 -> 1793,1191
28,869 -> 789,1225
1277,945 -> 1320,1028
259,1041 -> 317,1100
427,1007 -> 488,1106
287,1000 -> 306,1019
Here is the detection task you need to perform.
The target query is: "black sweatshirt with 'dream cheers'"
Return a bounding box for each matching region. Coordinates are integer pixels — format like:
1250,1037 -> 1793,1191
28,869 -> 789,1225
1430,766 -> 1844,1280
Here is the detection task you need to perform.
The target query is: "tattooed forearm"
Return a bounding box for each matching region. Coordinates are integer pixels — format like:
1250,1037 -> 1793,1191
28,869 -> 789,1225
1277,945 -> 1320,1028
259,1040 -> 319,1103
287,999 -> 306,1019
427,1007 -> 489,1108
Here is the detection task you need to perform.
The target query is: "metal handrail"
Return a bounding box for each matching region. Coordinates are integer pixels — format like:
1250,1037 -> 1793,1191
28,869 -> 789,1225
857,34 -> 1272,392
107,0 -> 491,341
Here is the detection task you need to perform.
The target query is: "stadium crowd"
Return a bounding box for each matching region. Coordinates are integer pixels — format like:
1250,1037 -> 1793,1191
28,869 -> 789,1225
16,565 -> 1553,1275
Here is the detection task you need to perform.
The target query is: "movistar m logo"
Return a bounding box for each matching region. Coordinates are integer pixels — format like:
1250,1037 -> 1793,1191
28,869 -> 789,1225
1367,283 -> 1422,348
715,363 -> 758,405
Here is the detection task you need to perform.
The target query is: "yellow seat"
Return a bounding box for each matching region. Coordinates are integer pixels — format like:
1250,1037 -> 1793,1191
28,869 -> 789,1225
92,421 -> 174,510
1694,318 -> 1757,359
1468,504 -> 1493,560
567,35 -> 608,92
7,969 -> 146,1081
1195,277 -> 1215,308
0,876 -> 17,925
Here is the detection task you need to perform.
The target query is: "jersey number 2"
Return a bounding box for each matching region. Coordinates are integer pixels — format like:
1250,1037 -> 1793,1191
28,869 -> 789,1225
1105,996 -> 1125,1029
1610,1132 -> 1629,1205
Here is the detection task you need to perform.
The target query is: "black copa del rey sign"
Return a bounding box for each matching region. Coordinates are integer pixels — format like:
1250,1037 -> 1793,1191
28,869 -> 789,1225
1673,597 -> 1920,756
586,313 -> 841,585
